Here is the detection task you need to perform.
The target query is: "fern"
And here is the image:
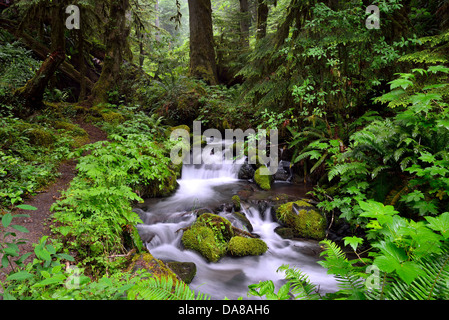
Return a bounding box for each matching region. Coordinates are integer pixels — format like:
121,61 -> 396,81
367,246 -> 449,300
127,276 -> 210,300
318,240 -> 366,300
277,264 -> 321,300
328,162 -> 368,181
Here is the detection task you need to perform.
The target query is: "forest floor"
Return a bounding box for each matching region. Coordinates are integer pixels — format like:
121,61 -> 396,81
0,120 -> 108,284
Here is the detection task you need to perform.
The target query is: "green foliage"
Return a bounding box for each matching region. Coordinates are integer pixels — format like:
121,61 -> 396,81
247,264 -> 320,300
50,109 -> 177,273
0,42 -> 40,96
0,116 -> 86,208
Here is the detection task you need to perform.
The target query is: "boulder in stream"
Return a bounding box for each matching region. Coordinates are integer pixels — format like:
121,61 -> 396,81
127,252 -> 180,282
254,167 -> 273,190
228,236 -> 268,257
181,213 -> 234,262
275,199 -> 327,240
166,261 -> 197,284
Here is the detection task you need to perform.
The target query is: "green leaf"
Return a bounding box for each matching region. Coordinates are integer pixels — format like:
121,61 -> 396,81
343,236 -> 364,252
2,213 -> 13,228
389,78 -> 414,90
35,245 -> 52,261
33,274 -> 67,287
396,261 -> 426,285
426,212 -> 449,238
402,190 -> 424,203
6,271 -> 34,281
11,225 -> 29,233
15,204 -> 37,211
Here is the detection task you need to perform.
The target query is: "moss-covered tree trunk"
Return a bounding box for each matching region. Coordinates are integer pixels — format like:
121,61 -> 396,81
91,0 -> 131,104
13,0 -> 66,114
188,0 -> 218,85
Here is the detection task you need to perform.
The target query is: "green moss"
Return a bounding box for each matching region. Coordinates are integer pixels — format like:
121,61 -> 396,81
232,195 -> 241,211
181,213 -> 234,262
182,225 -> 227,262
127,253 -> 179,282
276,200 -> 327,240
102,111 -> 125,124
254,167 -> 273,190
17,122 -> 55,147
228,236 -> 268,257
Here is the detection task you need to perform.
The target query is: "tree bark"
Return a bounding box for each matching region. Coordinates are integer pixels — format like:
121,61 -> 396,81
239,0 -> 250,47
256,0 -> 269,40
91,0 -> 131,104
188,0 -> 218,85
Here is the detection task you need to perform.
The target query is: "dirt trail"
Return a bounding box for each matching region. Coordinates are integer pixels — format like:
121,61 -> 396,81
0,121 -> 107,283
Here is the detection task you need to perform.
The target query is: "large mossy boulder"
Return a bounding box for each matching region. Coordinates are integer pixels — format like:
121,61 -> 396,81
228,236 -> 267,257
275,199 -> 327,240
181,213 -> 234,262
254,167 -> 273,190
127,252 -> 179,282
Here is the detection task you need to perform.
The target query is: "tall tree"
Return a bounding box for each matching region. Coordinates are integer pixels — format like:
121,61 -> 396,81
13,0 -> 67,114
256,0 -> 269,40
188,0 -> 218,85
91,0 -> 132,104
239,0 -> 250,47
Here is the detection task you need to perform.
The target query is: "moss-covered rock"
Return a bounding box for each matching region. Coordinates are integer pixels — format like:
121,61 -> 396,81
231,195 -> 241,211
182,225 -> 227,262
275,199 -> 327,240
228,236 -> 268,257
17,122 -> 56,147
181,213 -> 234,262
127,253 -> 179,282
254,167 -> 273,190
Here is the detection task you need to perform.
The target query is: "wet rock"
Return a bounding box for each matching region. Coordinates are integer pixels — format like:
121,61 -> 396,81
228,236 -> 268,257
166,261 -> 197,284
181,213 -> 234,262
274,226 -> 296,239
230,211 -> 253,232
275,199 -> 327,241
238,162 -> 255,180
127,252 -> 179,282
254,167 -> 273,190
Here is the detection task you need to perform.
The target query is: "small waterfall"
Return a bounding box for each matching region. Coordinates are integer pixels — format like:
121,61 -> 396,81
181,138 -> 245,180
135,138 -> 338,299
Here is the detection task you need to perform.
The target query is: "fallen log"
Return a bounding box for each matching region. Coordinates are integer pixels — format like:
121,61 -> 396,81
0,18 -> 95,92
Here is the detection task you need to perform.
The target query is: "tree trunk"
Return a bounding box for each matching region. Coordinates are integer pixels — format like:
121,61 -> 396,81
188,0 -> 218,85
13,0 -> 66,114
91,0 -> 131,104
256,0 -> 269,40
239,0 -> 250,47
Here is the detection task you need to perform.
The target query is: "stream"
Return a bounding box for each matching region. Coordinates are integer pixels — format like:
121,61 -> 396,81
135,139 -> 338,299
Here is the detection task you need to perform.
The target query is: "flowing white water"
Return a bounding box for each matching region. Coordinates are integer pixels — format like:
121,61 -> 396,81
135,139 -> 338,299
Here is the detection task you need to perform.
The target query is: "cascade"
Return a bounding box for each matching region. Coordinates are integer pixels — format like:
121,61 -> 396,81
135,139 -> 337,299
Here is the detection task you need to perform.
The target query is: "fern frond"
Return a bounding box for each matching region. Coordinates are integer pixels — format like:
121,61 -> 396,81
277,264 -> 321,300
128,276 -> 210,300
